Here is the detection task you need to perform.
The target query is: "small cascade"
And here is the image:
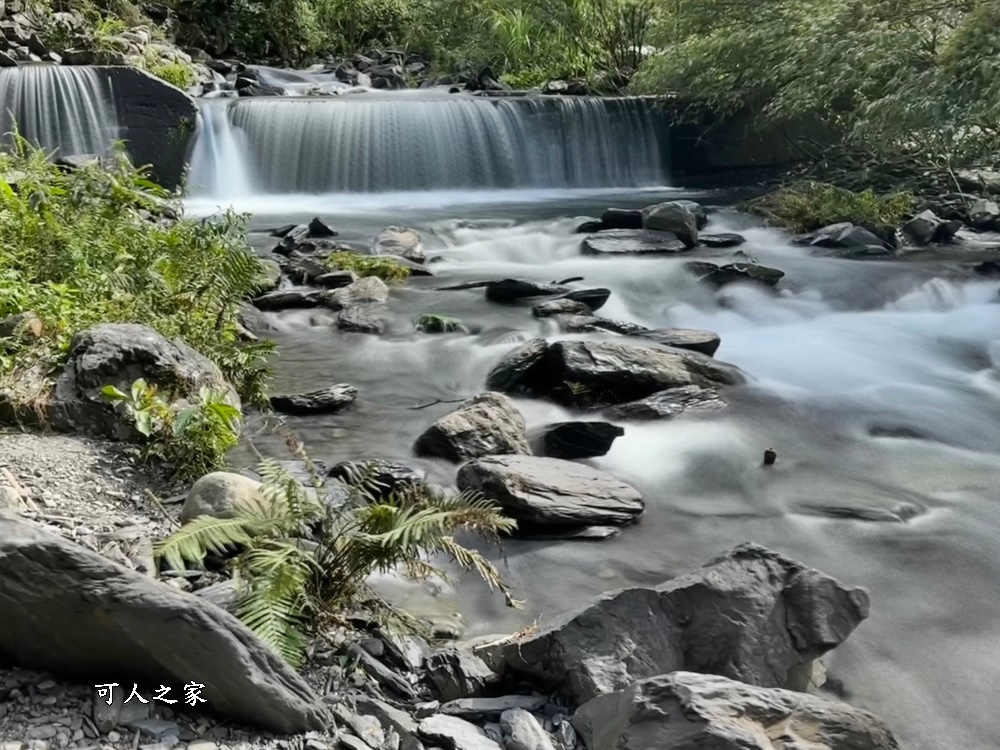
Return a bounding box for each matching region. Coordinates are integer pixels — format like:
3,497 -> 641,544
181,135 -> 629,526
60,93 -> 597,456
187,94 -> 668,197
0,65 -> 121,156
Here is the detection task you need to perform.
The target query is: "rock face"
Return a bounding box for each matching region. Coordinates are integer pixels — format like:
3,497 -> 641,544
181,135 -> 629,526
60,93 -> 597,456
603,385 -> 727,421
489,543 -> 870,703
581,229 -> 689,256
457,455 -> 643,529
50,324 -> 239,440
572,672 -> 900,750
641,202 -> 699,247
628,328 -> 721,356
180,471 -> 270,523
0,516 -> 329,733
375,226 -> 425,263
529,421 -> 624,459
270,384 -> 358,414
486,339 -> 745,408
414,393 -> 530,462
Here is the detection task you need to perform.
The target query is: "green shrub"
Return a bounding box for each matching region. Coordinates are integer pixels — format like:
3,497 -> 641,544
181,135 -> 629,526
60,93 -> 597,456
325,252 -> 411,283
156,457 -> 519,665
148,60 -> 198,89
745,181 -> 913,233
0,139 -> 273,412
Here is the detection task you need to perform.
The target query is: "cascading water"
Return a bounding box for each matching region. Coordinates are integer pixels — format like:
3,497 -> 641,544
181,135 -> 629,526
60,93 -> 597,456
0,65 -> 121,156
186,94 -> 668,198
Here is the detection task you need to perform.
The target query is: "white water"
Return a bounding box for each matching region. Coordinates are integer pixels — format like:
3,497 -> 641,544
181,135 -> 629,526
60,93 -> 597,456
0,66 -> 121,155
185,95 -> 668,199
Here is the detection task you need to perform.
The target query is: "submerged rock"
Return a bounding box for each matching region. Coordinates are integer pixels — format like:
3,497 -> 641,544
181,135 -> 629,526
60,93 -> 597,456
457,455 -> 644,529
699,232 -> 746,248
572,671 -> 900,750
270,384 -> 357,414
627,328 -> 721,356
603,385 -> 727,421
0,516 -> 329,733
487,543 -> 870,703
581,229 -> 689,256
532,299 -> 593,318
414,392 -> 530,462
641,201 -> 699,247
529,421 -> 624,459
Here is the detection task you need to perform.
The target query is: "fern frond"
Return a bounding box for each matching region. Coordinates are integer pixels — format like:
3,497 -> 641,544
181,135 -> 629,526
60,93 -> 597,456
154,515 -> 259,571
434,535 -> 523,609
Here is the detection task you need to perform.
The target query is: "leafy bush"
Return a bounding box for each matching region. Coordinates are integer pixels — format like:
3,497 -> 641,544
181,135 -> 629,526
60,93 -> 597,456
103,378 -> 241,478
0,139 -> 273,413
745,181 -> 913,233
148,60 -> 198,89
156,457 -> 519,665
325,252 -> 411,283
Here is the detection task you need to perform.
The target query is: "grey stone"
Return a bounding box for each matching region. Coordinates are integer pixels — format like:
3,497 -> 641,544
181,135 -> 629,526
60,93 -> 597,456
528,422 -> 623,460
440,696 -> 548,720
180,472 -> 269,524
340,736 -> 371,750
414,392 -> 530,463
353,697 -> 423,750
324,277 -> 390,310
0,311 -> 43,340
253,289 -> 324,310
426,650 -> 502,702
457,455 -> 643,529
485,280 -> 568,304
255,258 -> 283,291
970,198 -> 999,230
484,338 -> 548,393
603,385 -> 727,421
684,261 -> 785,288
555,316 -> 645,336
329,459 -> 424,500
375,226 -> 425,263
334,704 -> 385,748
336,305 -> 388,335
347,643 -> 415,699
316,270 -> 360,289
531,299 -> 592,318
50,324 -> 239,440
902,209 -> 960,245
0,516 -> 329,732
572,671 -> 899,750
641,202 -> 699,247
127,719 -> 185,739
488,543 -> 870,704
501,709 -> 556,750
418,715 -> 503,750
559,289 -> 610,312
580,229 -> 689,256
627,328 -> 721,357
552,721 -> 576,750
270,384 -> 357,415
699,232 -> 745,248
599,208 -> 642,229
806,222 -> 886,250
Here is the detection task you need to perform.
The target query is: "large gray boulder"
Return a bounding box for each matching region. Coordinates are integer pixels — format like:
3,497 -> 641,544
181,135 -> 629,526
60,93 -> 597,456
573,672 -> 899,750
528,421 -> 623,460
641,202 -> 699,247
374,226 -> 425,263
414,392 -> 531,463
457,455 -> 643,529
580,229 -> 690,256
603,385 -> 727,421
902,209 -> 961,245
50,323 -> 239,440
180,471 -> 272,524
0,515 -> 329,733
484,543 -> 870,703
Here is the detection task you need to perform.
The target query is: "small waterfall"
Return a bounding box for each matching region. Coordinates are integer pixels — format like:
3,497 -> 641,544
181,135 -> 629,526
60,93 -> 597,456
0,66 -> 121,156
188,95 -> 668,197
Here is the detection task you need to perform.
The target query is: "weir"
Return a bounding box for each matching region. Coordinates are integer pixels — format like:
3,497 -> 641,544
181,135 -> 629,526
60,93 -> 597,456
186,95 -> 670,198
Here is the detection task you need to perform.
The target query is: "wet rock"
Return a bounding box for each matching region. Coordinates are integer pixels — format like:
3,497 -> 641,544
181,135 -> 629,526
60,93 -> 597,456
414,392 -> 530,463
559,288 -> 610,311
556,316 -> 645,336
490,543 -> 870,703
970,198 -> 1000,230
180,471 -> 271,524
50,324 -> 238,440
599,208 -> 642,230
308,216 -> 338,237
316,270 -> 360,289
572,671 -> 900,750
699,232 -> 746,248
426,650 -> 502,702
529,422 -> 623,459
329,459 -> 424,499
375,226 -> 425,263
531,299 -> 592,318
285,255 -> 333,285
457,455 -> 643,529
485,279 -> 569,304
902,210 -> 961,245
253,289 -> 324,310
580,229 -> 689,256
685,261 -> 784,288
574,220 -> 604,234
323,277 -> 390,310
354,696 -> 423,750
255,257 -> 283,291
484,338 -> 549,393
802,222 -> 887,251
418,715 -> 503,750
415,313 -> 467,333
627,328 -> 721,356
501,709 -> 557,750
973,260 -> 1000,276
270,384 -> 357,415
336,304 -> 388,334
440,696 -> 548,720
0,516 -> 329,733
956,168 -> 1000,195
641,202 -> 699,247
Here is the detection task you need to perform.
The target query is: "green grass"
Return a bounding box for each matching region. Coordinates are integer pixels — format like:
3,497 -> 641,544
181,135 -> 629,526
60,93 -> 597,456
324,252 -> 411,283
745,181 -> 913,233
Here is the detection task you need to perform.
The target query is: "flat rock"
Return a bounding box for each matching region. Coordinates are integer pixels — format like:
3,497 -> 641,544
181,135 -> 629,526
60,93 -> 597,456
685,261 -> 784,288
529,422 -> 623,459
627,328 -> 721,356
418,715 -> 503,750
572,671 -> 900,750
315,270 -> 360,289
253,289 -> 324,310
270,384 -> 357,414
414,392 -> 530,463
902,210 -> 961,246
0,516 -> 328,733
426,649 -> 502,702
487,543 -> 870,704
457,455 -> 643,529
580,229 -> 689,256
699,232 -> 745,248
603,385 -> 727,420
556,315 -> 646,335
485,279 -> 568,303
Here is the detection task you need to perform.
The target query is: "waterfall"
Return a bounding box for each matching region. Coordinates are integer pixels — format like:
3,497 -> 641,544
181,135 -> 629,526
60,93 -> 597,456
187,94 -> 668,198
0,66 -> 121,156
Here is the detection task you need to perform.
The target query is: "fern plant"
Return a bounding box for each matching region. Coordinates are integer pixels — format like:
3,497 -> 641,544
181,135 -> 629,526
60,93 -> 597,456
156,458 -> 519,666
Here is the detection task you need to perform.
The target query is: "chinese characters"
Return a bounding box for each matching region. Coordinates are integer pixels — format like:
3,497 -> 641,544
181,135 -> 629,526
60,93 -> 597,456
94,683 -> 207,706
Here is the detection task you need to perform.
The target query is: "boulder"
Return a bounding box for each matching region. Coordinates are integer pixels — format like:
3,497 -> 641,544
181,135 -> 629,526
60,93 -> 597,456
603,385 -> 727,421
581,229 -> 689,256
329,459 -> 424,499
970,198 -> 1000,230
308,216 -> 337,237
0,516 -> 328,733
50,324 -> 239,440
560,288 -> 610,311
699,232 -> 745,248
599,208 -> 642,230
418,714 -> 502,750
675,199 -> 709,229
531,299 -> 592,318
572,672 -> 899,750
180,471 -> 271,523
685,261 -> 784,288
375,226 -> 425,263
488,544 -> 870,703
426,649 -> 502,702
804,222 -> 887,251
336,304 -> 388,335
529,422 -> 624,460
255,258 -> 283,292
501,709 -> 557,750
252,289 -> 324,310
457,455 -> 643,529
902,210 -> 961,245
627,328 -> 721,356
323,277 -> 390,310
641,202 -> 699,247
486,339 -> 744,408
270,384 -> 357,415
414,392 -> 530,463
